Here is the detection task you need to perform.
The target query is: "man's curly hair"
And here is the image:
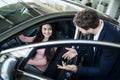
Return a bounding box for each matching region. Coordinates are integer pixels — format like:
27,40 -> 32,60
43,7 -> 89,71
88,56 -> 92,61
73,8 -> 100,30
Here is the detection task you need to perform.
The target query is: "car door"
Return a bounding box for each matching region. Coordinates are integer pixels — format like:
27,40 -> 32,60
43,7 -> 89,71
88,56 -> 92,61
0,11 -> 80,80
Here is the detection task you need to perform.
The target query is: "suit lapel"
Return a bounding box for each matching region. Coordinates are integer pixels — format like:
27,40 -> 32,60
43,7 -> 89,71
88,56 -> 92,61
98,20 -> 107,41
95,20 -> 107,53
92,20 -> 108,65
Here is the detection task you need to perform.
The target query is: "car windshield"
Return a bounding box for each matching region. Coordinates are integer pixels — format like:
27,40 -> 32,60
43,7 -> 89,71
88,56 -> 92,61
0,0 -> 45,34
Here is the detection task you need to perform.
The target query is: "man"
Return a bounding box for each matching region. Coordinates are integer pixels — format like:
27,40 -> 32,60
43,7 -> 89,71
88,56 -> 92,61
57,8 -> 120,80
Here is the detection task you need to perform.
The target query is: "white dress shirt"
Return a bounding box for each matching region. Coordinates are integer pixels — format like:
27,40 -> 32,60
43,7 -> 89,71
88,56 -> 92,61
93,20 -> 104,51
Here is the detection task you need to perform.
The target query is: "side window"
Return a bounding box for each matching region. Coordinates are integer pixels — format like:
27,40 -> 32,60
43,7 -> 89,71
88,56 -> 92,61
22,20 -> 77,78
0,28 -> 37,50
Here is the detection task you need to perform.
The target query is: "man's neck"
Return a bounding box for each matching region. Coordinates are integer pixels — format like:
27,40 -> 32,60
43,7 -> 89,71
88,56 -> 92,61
93,20 -> 102,35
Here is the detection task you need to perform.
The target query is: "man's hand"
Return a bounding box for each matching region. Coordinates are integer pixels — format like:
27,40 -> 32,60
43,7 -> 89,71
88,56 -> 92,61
62,47 -> 77,60
57,61 -> 78,73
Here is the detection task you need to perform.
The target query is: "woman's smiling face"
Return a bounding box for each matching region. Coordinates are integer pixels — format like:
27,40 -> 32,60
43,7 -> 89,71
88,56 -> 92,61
42,24 -> 53,39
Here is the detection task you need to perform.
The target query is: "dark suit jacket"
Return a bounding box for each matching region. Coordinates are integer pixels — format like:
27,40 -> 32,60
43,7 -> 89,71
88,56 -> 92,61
76,20 -> 120,80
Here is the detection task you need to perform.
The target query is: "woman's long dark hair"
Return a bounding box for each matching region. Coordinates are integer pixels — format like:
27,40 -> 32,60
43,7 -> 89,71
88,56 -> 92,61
32,23 -> 57,62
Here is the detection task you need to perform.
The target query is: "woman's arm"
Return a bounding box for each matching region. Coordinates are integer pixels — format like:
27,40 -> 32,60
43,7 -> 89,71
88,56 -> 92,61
18,34 -> 35,42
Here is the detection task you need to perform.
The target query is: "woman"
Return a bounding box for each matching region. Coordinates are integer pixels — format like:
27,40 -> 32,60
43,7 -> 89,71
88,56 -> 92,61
19,23 -> 57,73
